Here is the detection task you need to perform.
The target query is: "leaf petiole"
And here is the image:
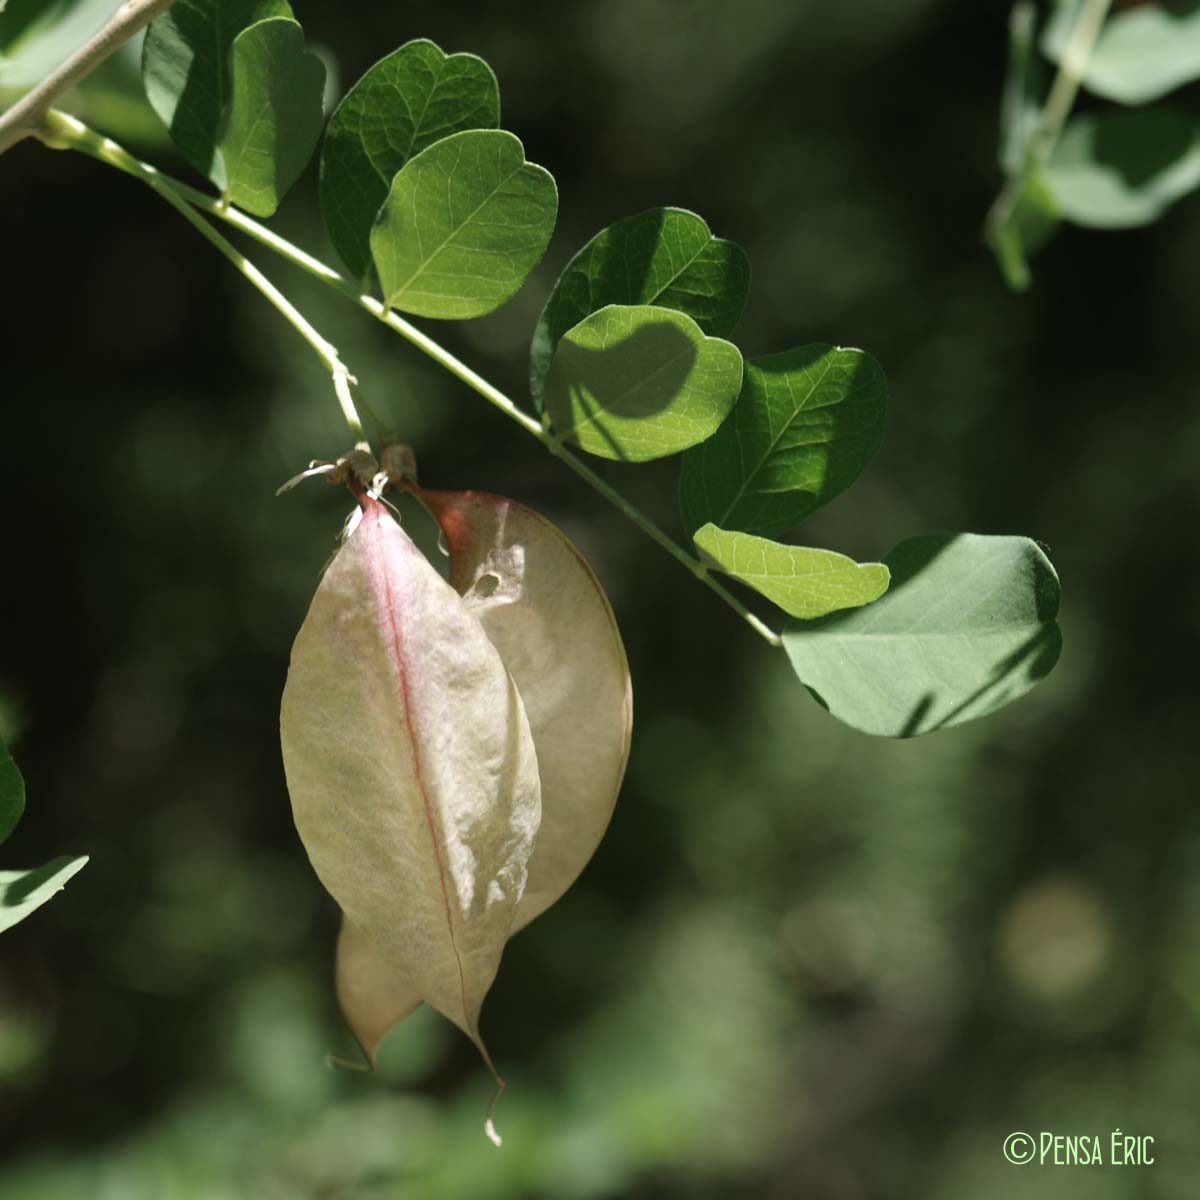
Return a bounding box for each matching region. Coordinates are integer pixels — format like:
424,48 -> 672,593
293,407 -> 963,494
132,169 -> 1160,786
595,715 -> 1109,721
42,110 -> 782,647
39,110 -> 369,447
984,0 -> 1113,274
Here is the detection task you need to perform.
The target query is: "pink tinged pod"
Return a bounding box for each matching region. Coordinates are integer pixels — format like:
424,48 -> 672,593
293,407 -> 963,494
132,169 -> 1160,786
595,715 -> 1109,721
335,489 -> 632,1064
279,498 -> 541,1060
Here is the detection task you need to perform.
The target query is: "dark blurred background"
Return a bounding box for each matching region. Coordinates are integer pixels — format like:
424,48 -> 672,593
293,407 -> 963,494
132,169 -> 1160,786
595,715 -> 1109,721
3,1 -> 1200,1196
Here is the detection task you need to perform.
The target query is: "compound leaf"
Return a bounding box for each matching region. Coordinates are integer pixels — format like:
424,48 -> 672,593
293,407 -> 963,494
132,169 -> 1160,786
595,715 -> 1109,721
530,207 -> 750,406
695,524 -> 888,619
320,39 -> 500,278
784,533 -> 1062,738
543,304 -> 743,462
679,344 -> 886,539
370,129 -> 557,319
1044,106 -> 1200,228
218,17 -> 325,216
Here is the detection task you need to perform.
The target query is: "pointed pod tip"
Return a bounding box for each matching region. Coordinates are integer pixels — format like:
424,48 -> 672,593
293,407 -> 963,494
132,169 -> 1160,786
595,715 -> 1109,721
483,1061 -> 506,1148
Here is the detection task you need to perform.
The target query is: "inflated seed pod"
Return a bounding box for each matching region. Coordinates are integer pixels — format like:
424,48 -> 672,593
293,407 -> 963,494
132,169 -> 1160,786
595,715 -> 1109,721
334,489 -> 632,1065
280,496 -> 541,1069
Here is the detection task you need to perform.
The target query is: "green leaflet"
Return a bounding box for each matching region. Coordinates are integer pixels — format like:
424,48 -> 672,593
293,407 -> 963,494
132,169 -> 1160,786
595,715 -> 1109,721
0,735 -> 88,933
694,524 -> 889,619
142,0 -> 325,216
143,0 -> 291,174
320,39 -> 500,279
543,304 -> 743,462
370,129 -> 557,319
0,856 -> 90,935
530,206 -> 750,406
679,345 -> 886,539
784,533 -> 1062,738
1044,1 -> 1200,106
1043,107 -> 1200,229
219,19 -> 325,216
0,734 -> 22,846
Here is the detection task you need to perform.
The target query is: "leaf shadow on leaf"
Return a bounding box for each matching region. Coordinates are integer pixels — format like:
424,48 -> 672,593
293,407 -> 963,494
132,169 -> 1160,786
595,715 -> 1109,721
873,529 -> 948,593
1,855 -> 72,904
576,206 -> 670,309
801,624 -> 1061,738
162,31 -> 223,179
554,319 -> 698,461
793,534 -> 1062,737
900,626 -> 1062,736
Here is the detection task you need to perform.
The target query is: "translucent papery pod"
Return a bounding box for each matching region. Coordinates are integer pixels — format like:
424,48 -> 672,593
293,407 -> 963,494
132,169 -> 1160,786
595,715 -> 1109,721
335,488 -> 633,1071
279,496 -> 541,1135
425,489 -> 633,923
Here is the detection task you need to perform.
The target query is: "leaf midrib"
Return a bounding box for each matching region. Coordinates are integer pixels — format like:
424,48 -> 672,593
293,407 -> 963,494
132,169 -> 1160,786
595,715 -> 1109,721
716,356 -> 837,525
387,138 -> 527,303
221,29 -> 277,198
577,222 -> 712,337
402,49 -> 446,164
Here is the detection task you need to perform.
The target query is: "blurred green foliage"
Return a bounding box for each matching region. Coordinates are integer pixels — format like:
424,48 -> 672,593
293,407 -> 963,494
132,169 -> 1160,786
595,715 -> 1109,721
2,0 -> 1200,1196
989,0 -> 1200,286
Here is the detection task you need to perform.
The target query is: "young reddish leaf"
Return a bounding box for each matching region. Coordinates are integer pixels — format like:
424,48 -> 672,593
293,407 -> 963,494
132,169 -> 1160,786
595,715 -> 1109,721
280,498 -> 541,1063
334,489 -> 632,1064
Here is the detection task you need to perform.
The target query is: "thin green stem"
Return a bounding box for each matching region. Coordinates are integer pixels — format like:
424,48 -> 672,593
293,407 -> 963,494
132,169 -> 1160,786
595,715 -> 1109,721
42,109 -> 782,647
538,437 -> 784,647
1031,0 -> 1113,164
984,0 -> 1113,270
40,110 -> 368,445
